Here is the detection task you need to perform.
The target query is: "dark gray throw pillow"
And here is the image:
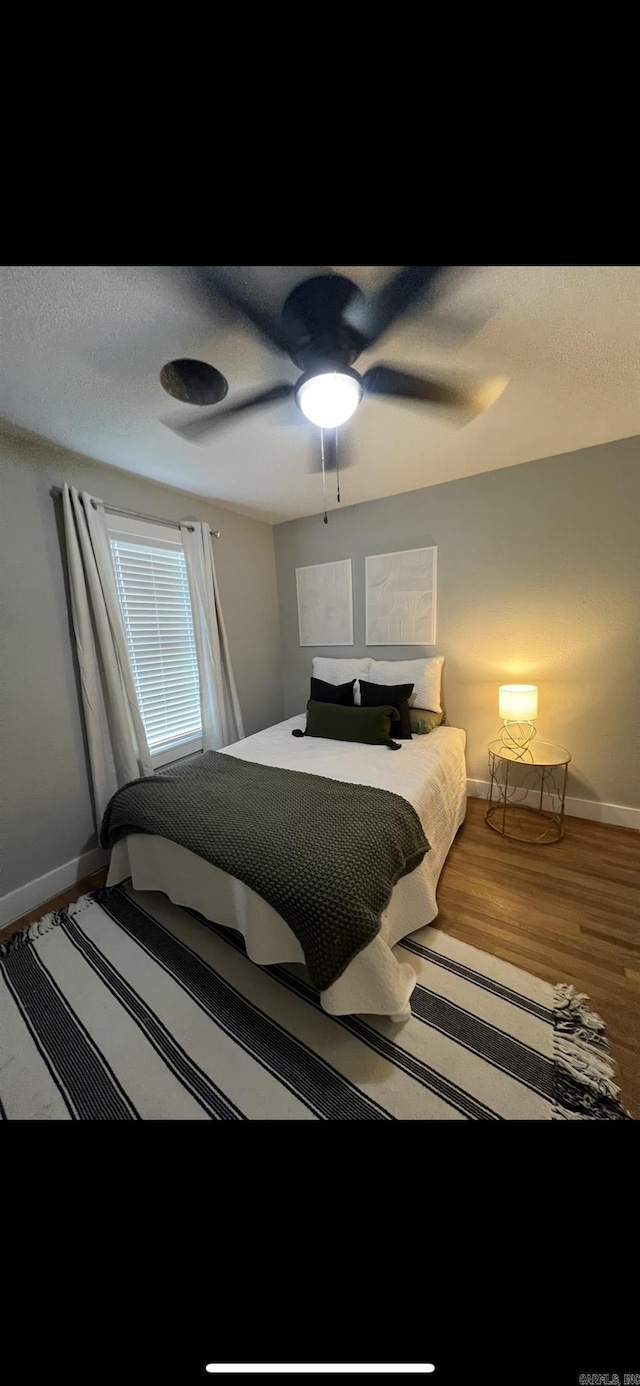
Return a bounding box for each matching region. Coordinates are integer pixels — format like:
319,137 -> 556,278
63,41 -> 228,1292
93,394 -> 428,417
297,699 -> 402,749
359,679 -> 414,739
409,707 -> 445,735
309,676 -> 356,706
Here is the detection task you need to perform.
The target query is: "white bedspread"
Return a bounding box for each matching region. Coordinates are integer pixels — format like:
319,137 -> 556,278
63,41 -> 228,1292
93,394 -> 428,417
107,716 -> 467,1019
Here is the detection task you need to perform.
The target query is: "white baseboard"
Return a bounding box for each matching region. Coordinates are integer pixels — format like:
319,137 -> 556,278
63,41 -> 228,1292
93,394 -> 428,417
0,846 -> 110,930
467,778 -> 640,831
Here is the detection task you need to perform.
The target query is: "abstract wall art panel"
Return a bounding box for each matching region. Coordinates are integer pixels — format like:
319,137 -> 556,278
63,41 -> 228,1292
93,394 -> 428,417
365,546 -> 437,645
296,558 -> 354,646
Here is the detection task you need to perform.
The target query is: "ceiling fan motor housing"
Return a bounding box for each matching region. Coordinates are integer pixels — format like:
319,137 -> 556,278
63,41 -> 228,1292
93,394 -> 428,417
282,274 -> 367,372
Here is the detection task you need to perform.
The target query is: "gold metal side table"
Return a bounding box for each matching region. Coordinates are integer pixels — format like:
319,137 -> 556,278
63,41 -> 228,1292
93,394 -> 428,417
486,740 -> 571,844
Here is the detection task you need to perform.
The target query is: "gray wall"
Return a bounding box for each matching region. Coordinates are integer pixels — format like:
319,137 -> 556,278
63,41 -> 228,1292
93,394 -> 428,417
274,435 -> 640,810
0,429 -> 283,897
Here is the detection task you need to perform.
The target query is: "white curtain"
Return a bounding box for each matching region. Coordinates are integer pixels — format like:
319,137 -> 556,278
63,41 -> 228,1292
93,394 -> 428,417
62,485 -> 153,825
180,522 -> 244,750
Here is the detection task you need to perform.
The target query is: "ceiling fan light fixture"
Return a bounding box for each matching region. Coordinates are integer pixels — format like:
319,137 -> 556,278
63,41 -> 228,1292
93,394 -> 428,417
295,368 -> 363,429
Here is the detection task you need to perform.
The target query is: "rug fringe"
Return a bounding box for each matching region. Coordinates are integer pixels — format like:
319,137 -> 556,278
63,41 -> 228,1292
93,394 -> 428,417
551,982 -> 631,1120
553,983 -> 608,1046
0,890 -> 97,957
0,909 -> 63,956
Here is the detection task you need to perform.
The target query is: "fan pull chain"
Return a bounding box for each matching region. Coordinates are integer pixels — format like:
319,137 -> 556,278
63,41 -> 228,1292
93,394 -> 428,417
320,427 -> 328,524
335,428 -> 341,503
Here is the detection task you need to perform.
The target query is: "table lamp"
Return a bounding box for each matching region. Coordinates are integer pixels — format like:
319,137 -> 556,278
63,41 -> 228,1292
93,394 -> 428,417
498,684 -> 538,753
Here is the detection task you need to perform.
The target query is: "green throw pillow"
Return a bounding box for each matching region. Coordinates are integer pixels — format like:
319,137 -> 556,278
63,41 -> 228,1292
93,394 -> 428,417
300,699 -> 402,749
409,708 -> 445,735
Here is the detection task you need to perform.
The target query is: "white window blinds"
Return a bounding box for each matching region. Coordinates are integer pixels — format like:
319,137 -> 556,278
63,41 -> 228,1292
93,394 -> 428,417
109,527 -> 202,759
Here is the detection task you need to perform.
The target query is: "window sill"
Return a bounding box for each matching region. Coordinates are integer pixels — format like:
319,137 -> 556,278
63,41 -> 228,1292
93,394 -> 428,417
151,736 -> 203,769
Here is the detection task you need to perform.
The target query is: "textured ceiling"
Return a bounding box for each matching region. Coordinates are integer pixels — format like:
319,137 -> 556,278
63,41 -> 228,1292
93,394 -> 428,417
1,265 -> 639,523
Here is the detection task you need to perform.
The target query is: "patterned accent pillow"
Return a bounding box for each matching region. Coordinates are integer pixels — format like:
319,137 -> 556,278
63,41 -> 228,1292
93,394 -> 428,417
369,656 -> 444,713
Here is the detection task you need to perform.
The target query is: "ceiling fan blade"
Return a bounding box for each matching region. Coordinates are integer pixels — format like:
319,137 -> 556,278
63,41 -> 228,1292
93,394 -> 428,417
421,302 -> 498,346
266,399 -> 305,426
192,268 -> 295,355
307,428 -> 354,473
363,365 -> 508,418
363,364 -> 471,409
344,267 -> 448,348
163,383 -> 295,443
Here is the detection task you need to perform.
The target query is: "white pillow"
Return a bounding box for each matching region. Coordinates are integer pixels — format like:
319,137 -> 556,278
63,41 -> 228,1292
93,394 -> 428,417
369,656 -> 444,713
312,656 -> 371,706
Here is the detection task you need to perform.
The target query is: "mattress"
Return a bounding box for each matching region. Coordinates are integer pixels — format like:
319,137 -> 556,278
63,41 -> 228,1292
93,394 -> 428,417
107,716 -> 468,1019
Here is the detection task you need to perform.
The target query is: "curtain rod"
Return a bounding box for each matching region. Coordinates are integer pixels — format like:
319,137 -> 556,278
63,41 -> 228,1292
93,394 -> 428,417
51,488 -> 220,537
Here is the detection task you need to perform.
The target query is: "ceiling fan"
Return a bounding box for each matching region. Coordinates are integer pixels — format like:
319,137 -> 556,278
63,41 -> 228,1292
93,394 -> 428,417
160,267 -> 506,447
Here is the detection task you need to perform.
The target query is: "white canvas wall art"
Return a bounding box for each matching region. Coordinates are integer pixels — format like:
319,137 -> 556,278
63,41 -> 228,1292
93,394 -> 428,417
296,558 -> 354,647
366,546 -> 437,645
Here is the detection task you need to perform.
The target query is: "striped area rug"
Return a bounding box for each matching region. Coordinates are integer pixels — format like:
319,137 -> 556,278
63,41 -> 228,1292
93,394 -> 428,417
0,883 -> 630,1120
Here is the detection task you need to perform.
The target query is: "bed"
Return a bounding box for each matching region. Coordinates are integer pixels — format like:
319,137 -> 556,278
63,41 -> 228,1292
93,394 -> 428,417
107,713 -> 467,1021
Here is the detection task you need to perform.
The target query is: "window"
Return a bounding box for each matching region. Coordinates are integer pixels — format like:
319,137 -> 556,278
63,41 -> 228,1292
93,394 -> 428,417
108,516 -> 202,766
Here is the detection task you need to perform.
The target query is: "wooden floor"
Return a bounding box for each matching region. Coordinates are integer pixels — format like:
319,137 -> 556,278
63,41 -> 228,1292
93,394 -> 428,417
3,799 -> 639,1117
438,799 -> 640,1118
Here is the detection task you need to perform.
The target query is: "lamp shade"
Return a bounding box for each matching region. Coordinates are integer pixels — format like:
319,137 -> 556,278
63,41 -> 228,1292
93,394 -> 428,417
499,684 -> 538,721
295,370 -> 363,428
